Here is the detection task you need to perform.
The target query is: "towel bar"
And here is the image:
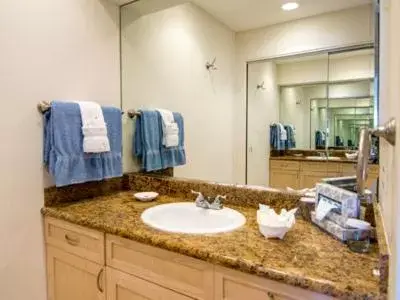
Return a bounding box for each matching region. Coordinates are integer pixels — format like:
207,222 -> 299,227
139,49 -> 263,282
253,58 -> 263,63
127,109 -> 141,118
37,101 -> 125,115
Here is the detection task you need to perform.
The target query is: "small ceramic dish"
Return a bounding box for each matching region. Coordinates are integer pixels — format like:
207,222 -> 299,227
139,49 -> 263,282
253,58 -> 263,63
293,153 -> 303,157
134,192 -> 159,202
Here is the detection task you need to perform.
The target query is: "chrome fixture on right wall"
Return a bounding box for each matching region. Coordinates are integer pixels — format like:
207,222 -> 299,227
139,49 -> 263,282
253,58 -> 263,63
370,118 -> 396,146
357,118 -> 396,197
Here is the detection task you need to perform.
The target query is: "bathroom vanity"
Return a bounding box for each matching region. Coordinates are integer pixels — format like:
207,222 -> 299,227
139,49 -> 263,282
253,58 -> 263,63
45,217 -> 329,300
42,177 -> 387,300
269,157 -> 379,190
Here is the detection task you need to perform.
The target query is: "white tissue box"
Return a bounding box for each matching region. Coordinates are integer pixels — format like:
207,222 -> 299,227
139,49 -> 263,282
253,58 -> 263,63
311,212 -> 370,242
315,183 -> 360,219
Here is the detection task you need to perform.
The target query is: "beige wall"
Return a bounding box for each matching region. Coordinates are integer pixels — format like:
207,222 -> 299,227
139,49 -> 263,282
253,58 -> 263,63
247,61 -> 279,186
234,4 -> 374,183
379,0 -> 400,299
121,3 -> 236,183
277,52 -> 374,86
0,0 -> 120,299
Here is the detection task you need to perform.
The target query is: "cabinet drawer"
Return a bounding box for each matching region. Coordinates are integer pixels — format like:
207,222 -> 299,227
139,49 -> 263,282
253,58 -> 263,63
301,161 -> 340,173
215,266 -> 333,300
106,234 -> 214,300
301,161 -> 326,172
270,160 -> 300,171
44,217 -> 104,264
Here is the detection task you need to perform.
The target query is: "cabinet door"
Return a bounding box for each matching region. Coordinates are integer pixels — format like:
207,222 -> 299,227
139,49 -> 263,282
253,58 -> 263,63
47,246 -> 105,300
106,267 -> 195,300
269,170 -> 299,189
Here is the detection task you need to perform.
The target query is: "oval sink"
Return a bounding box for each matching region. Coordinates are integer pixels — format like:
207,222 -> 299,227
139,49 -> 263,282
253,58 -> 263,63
141,202 -> 246,234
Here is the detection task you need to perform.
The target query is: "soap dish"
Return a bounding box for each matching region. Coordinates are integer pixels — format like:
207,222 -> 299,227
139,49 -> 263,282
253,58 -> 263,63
134,192 -> 159,202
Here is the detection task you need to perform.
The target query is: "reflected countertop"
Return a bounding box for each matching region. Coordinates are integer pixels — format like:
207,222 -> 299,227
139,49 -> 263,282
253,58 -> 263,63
42,191 -> 384,299
270,155 -> 379,165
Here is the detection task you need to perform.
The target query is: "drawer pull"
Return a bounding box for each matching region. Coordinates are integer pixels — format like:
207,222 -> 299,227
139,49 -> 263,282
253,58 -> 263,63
267,291 -> 275,299
97,268 -> 104,293
64,234 -> 80,246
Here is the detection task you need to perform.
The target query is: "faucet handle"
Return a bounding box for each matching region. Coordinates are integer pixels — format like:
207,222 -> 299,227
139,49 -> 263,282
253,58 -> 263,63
191,190 -> 205,201
210,195 -> 226,210
191,190 -> 202,197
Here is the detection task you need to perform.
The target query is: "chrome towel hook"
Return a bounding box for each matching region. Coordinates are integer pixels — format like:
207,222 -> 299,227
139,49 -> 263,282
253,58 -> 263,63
205,57 -> 217,71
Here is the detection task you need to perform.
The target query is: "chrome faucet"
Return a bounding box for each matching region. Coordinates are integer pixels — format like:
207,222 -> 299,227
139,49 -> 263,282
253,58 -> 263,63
210,195 -> 226,210
191,191 -> 226,210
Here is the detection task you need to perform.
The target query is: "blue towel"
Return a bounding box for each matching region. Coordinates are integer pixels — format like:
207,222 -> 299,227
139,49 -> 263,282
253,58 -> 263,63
44,101 -> 122,187
133,110 -> 186,171
270,124 -> 285,150
133,110 -> 163,171
284,125 -> 296,149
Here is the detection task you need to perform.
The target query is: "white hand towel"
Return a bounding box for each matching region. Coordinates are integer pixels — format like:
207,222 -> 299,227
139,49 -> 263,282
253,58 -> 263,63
76,101 -> 110,153
156,108 -> 179,147
278,123 -> 287,141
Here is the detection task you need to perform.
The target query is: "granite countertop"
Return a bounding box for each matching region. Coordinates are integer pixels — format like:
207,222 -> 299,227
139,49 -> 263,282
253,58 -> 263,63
42,191 -> 383,300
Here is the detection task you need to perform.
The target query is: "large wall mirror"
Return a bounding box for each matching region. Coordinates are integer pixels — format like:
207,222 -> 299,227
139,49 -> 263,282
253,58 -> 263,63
121,0 -> 378,189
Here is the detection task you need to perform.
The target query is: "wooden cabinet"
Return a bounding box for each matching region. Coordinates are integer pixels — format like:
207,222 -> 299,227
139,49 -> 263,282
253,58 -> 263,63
214,266 -> 333,300
269,170 -> 299,189
44,217 -> 336,300
46,245 -> 105,300
269,159 -> 379,190
106,267 -> 195,300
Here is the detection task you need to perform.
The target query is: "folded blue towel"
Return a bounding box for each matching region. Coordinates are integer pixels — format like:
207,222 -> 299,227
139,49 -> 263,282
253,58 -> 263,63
133,110 -> 186,171
133,110 -> 163,171
44,101 -> 122,187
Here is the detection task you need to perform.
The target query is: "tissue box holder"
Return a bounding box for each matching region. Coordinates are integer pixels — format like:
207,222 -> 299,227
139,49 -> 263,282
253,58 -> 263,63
311,212 -> 370,242
315,182 -> 360,219
312,182 -> 361,241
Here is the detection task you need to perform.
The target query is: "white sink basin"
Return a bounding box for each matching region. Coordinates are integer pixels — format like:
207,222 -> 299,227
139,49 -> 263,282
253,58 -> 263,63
306,156 -> 341,161
141,202 -> 246,234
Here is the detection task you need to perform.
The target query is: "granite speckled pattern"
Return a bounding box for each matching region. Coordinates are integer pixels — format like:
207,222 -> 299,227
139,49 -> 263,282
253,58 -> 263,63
44,176 -> 128,206
42,192 -> 385,300
126,173 -> 301,210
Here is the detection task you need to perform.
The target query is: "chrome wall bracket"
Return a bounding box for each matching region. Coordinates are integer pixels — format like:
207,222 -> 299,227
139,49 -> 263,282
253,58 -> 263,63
370,118 -> 396,146
356,118 -> 396,197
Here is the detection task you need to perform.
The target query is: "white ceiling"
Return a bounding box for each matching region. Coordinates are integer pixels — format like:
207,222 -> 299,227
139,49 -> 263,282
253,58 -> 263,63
118,0 -> 373,32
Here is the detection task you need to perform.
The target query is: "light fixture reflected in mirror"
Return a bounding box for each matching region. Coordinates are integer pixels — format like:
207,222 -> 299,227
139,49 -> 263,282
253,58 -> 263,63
281,2 -> 299,11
